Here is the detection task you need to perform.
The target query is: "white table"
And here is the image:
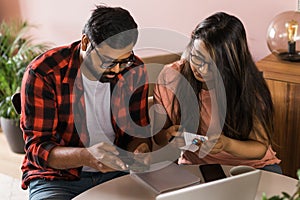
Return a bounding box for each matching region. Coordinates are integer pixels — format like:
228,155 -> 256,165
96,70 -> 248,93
73,165 -> 298,200
0,173 -> 28,200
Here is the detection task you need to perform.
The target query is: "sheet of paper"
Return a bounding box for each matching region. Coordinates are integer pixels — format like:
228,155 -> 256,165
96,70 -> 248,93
179,132 -> 208,152
183,131 -> 208,144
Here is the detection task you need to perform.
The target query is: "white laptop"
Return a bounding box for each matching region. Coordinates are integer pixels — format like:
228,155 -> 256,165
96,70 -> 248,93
156,169 -> 262,200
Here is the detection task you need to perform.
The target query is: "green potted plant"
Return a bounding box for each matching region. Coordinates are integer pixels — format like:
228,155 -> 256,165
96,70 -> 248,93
0,20 -> 49,153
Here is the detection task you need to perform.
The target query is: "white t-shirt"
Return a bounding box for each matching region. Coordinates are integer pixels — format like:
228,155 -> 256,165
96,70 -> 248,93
81,73 -> 115,171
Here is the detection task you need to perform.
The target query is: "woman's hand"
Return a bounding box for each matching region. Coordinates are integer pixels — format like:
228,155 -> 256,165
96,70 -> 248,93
204,134 -> 226,154
178,150 -> 201,164
191,133 -> 267,159
192,134 -> 228,155
177,133 -> 228,165
165,125 -> 180,139
165,125 -> 186,148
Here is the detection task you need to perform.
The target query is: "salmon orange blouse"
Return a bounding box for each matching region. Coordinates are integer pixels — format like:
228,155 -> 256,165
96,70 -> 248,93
153,60 -> 280,168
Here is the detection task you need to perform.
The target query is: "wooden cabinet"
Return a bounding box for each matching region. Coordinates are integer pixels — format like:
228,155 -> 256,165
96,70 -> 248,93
256,54 -> 300,178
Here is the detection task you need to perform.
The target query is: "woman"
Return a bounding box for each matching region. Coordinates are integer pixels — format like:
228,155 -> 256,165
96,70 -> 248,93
152,12 -> 281,173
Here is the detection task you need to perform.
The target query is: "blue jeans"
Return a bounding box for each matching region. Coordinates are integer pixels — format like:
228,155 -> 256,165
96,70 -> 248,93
259,164 -> 282,174
29,171 -> 128,200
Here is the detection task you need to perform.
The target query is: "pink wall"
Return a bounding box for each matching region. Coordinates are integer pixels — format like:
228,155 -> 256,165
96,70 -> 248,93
18,0 -> 297,61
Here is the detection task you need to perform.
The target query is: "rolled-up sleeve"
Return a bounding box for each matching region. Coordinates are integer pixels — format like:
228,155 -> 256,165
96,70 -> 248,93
21,67 -> 60,169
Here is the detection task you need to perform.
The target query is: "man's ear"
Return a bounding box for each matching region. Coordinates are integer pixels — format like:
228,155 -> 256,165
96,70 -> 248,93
81,34 -> 89,51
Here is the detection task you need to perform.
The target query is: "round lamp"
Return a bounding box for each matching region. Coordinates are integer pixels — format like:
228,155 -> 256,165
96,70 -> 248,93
267,10 -> 300,62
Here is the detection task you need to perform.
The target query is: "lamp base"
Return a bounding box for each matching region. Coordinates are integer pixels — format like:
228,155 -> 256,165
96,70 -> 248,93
277,51 -> 300,62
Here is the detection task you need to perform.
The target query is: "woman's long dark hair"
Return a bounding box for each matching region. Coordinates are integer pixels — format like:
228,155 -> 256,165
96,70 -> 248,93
178,12 -> 274,142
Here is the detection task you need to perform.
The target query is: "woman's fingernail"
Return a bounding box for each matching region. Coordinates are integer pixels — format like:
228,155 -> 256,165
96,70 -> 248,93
192,138 -> 199,145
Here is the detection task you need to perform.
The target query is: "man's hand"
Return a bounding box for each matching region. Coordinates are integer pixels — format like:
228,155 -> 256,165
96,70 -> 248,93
132,143 -> 151,170
84,142 -> 127,172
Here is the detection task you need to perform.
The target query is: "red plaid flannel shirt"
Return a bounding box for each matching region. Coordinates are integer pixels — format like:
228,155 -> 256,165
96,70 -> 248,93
20,41 -> 151,189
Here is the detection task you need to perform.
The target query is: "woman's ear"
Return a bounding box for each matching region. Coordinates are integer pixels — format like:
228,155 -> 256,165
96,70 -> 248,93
81,34 -> 89,51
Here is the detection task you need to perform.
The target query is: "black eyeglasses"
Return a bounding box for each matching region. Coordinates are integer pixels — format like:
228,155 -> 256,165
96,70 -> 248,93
91,43 -> 135,69
189,52 -> 211,73
99,51 -> 135,69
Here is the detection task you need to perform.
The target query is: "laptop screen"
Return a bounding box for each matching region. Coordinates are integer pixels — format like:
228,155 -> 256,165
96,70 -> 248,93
156,170 -> 262,200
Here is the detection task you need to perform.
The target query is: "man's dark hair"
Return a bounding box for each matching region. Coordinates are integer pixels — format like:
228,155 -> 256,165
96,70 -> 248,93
83,5 -> 138,49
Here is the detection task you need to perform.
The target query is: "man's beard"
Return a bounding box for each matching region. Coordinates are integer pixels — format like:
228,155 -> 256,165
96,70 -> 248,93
98,71 -> 118,83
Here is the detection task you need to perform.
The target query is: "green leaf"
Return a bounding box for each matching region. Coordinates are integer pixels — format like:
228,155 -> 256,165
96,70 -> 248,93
0,20 -> 50,119
262,192 -> 268,200
269,196 -> 282,200
281,192 -> 290,198
262,192 -> 283,200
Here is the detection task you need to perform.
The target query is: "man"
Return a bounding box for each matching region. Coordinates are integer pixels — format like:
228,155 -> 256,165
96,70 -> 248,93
20,5 -> 152,199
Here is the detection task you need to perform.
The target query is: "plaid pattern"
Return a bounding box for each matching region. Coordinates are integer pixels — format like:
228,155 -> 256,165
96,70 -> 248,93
20,41 -> 151,189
